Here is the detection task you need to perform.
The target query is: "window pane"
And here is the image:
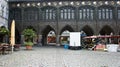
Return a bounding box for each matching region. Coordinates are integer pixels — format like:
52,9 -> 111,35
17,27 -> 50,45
64,9 -> 67,19
83,9 -> 86,20
49,10 -> 52,19
98,10 -> 101,19
60,7 -> 75,20
61,10 -> 63,19
91,10 -> 93,20
72,10 -> 74,19
46,10 -> 48,20
68,9 -> 71,19
79,10 -> 82,19
87,9 -> 89,19
53,10 -> 55,20
109,10 -> 112,19
102,9 -> 105,19
106,9 -> 109,19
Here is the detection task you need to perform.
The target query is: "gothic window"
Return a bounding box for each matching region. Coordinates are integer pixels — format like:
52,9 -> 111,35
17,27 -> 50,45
61,10 -> 64,19
90,10 -> 93,19
110,9 -> 112,19
71,10 -> 74,19
24,8 -> 38,22
98,10 -> 101,19
60,7 -> 75,20
79,10 -> 82,19
78,7 -> 94,20
41,7 -> 56,21
98,7 -> 113,20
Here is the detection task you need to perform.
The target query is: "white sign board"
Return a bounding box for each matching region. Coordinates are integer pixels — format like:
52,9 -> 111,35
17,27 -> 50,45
70,32 -> 81,47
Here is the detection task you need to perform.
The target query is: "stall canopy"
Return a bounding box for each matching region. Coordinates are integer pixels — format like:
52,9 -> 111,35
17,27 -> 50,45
84,35 -> 120,39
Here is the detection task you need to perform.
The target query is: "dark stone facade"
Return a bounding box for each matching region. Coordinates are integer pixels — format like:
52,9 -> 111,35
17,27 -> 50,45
8,1 -> 120,45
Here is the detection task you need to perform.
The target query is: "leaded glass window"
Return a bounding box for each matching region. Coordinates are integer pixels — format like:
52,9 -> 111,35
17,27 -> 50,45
24,8 -> 38,21
98,8 -> 113,20
78,7 -> 94,20
60,7 -> 75,20
41,7 -> 56,21
98,10 -> 102,19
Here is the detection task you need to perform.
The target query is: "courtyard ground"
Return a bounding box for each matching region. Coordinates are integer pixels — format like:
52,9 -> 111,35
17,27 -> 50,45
0,46 -> 120,67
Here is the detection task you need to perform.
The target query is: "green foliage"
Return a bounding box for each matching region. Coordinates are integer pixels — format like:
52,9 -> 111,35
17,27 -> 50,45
22,28 -> 36,46
22,28 -> 36,40
0,26 -> 9,36
24,41 -> 33,46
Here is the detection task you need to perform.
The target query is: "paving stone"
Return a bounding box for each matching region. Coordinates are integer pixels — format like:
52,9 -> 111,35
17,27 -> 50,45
0,47 -> 120,67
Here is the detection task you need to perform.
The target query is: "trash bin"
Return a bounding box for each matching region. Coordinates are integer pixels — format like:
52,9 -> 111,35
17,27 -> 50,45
64,44 -> 69,49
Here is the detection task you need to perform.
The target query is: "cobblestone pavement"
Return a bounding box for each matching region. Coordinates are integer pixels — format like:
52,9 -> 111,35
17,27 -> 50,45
0,46 -> 120,67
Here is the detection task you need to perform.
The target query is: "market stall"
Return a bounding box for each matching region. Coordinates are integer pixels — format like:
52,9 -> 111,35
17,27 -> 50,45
84,35 -> 120,52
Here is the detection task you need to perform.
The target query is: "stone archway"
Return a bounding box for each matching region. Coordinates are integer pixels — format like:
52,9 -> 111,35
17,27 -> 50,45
41,25 -> 56,45
99,25 -> 114,35
60,25 -> 74,34
47,30 -> 56,45
81,25 -> 94,36
59,25 -> 74,45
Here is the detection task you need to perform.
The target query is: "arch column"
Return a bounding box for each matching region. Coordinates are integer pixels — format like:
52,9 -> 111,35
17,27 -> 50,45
56,35 -> 60,46
95,6 -> 99,35
20,35 -> 24,46
37,34 -> 42,46
115,4 -> 119,35
56,7 -> 60,46
21,8 -> 24,31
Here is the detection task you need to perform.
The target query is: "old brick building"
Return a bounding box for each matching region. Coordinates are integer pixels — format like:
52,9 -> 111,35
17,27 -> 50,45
8,0 -> 120,45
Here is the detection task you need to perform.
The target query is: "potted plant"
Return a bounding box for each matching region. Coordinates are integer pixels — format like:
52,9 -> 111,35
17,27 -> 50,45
0,26 -> 9,43
22,28 -> 36,50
